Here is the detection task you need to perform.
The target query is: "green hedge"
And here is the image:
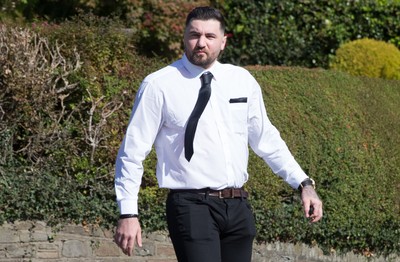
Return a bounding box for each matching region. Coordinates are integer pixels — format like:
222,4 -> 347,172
0,18 -> 399,257
2,0 -> 400,69
217,0 -> 400,68
246,66 -> 400,255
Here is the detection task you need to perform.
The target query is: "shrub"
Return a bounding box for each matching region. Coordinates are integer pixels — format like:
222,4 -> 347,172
247,66 -> 400,256
3,1 -> 400,68
217,0 -> 400,68
330,38 -> 400,80
0,17 -> 165,228
0,24 -> 81,168
124,0 -> 209,60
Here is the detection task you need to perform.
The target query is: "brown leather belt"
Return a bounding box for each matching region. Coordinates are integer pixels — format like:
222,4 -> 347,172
170,188 -> 249,199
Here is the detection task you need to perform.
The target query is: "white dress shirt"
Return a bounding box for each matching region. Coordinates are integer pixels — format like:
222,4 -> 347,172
115,54 -> 308,214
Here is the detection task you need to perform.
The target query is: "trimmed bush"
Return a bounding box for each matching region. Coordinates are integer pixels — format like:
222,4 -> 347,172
217,0 -> 400,68
330,38 -> 400,80
247,66 -> 400,256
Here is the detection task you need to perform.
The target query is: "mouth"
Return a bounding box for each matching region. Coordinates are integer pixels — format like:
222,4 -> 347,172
194,49 -> 206,55
195,52 -> 207,59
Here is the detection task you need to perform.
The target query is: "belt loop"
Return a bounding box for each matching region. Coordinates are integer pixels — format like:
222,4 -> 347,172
205,187 -> 210,200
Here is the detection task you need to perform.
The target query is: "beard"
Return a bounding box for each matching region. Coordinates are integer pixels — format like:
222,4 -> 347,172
186,48 -> 220,69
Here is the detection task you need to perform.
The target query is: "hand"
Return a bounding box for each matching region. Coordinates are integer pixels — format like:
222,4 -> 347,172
114,217 -> 142,256
301,186 -> 323,223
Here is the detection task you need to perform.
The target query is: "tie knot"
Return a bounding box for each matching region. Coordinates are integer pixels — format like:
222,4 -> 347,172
200,71 -> 213,86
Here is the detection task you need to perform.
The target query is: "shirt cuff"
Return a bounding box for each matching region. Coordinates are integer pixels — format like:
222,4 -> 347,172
288,171 -> 309,189
118,199 -> 138,215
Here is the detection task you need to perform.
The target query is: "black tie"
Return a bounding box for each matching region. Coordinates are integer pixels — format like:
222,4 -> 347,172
184,72 -> 213,161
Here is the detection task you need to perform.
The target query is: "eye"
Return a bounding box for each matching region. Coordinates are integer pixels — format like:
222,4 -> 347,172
187,32 -> 201,40
206,34 -> 216,39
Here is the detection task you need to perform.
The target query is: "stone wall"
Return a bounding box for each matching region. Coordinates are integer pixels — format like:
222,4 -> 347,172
0,221 -> 398,262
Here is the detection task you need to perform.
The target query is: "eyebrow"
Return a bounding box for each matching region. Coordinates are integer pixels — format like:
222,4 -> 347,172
187,30 -> 218,37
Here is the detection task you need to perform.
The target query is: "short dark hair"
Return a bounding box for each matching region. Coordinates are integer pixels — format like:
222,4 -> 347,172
185,6 -> 226,33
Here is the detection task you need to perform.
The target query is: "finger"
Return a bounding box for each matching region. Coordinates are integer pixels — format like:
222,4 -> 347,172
114,232 -> 123,247
303,200 -> 311,218
310,215 -> 322,223
126,237 -> 135,256
310,205 -> 323,223
308,205 -> 315,217
120,235 -> 129,254
137,228 -> 143,247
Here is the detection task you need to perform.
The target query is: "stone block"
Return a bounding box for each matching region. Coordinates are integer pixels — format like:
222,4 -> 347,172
134,241 -> 155,257
94,241 -> 120,257
2,243 -> 34,258
89,226 -> 105,238
13,221 -> 34,231
30,231 -> 50,242
59,224 -> 89,236
0,229 -> 19,243
103,228 -> 114,239
36,249 -> 59,259
156,244 -> 175,258
36,243 -> 60,259
19,232 -> 30,243
20,230 -> 49,243
147,231 -> 170,242
62,240 -> 91,258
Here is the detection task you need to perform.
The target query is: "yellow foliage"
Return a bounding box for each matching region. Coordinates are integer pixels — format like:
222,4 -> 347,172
330,38 -> 400,80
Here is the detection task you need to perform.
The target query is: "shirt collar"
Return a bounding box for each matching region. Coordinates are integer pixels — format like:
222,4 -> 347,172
182,54 -> 221,81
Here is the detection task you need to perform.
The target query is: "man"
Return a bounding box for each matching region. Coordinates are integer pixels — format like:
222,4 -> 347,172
114,6 -> 323,262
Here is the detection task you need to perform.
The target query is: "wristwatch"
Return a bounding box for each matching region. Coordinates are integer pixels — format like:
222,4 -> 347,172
119,214 -> 138,219
298,178 -> 316,192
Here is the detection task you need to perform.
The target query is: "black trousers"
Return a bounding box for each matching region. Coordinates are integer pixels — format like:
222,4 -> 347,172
166,191 -> 256,262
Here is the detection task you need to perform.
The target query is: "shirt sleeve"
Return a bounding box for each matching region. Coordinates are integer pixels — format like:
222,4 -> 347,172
247,78 -> 308,189
114,80 -> 163,214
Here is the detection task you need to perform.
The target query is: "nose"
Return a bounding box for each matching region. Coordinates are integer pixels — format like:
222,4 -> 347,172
197,35 -> 206,48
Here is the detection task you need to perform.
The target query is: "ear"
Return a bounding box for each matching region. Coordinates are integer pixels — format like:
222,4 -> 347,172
220,35 -> 227,51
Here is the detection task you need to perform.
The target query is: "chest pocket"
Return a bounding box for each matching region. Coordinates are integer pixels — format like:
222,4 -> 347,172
229,98 -> 248,134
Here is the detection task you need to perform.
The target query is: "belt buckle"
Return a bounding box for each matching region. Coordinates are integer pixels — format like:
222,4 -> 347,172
218,188 -> 236,198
